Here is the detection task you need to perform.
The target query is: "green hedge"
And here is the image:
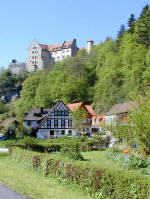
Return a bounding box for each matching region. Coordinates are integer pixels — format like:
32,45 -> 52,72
0,136 -> 105,153
10,147 -> 150,199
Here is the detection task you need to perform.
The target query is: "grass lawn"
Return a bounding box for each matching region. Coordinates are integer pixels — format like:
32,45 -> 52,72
82,150 -> 125,170
0,153 -> 93,199
82,150 -> 150,177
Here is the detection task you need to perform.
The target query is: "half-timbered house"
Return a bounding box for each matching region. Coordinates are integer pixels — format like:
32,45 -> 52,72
36,101 -> 75,139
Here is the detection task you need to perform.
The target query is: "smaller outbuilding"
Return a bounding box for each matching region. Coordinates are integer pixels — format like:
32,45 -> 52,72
105,101 -> 138,125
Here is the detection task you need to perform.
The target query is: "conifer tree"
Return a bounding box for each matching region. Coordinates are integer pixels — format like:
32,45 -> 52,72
134,5 -> 150,48
116,24 -> 126,52
127,13 -> 136,33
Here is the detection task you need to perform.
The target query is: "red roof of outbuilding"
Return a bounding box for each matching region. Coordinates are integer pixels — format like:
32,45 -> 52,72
106,101 -> 138,115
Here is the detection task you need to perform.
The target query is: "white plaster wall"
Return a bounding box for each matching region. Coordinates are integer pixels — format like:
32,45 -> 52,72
105,115 -> 117,126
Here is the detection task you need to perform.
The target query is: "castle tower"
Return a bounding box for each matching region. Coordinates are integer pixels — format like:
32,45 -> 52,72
87,39 -> 94,53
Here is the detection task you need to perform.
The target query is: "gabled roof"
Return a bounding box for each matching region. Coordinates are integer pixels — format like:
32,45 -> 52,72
66,102 -> 83,111
67,102 -> 96,116
106,101 -> 138,116
37,101 -> 70,128
24,108 -> 50,121
39,40 -> 74,52
84,105 -> 96,116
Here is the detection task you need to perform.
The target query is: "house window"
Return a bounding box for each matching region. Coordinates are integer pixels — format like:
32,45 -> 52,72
61,111 -> 65,116
54,120 -> 58,128
54,111 -> 58,116
68,120 -> 72,128
27,121 -> 31,126
47,120 -> 51,128
61,120 -> 65,128
65,111 -> 69,116
61,130 -> 65,135
58,111 -> 61,116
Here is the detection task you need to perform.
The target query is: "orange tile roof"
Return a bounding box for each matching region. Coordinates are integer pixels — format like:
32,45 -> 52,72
84,105 -> 96,116
66,102 -> 83,111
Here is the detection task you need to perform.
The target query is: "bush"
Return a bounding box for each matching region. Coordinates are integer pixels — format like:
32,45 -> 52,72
10,147 -> 150,199
61,142 -> 84,160
128,154 -> 149,169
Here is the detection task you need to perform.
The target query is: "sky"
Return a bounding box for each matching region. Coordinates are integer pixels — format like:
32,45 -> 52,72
0,0 -> 149,68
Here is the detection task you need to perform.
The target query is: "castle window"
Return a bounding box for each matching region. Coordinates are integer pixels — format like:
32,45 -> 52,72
32,51 -> 34,54
33,47 -> 37,49
55,52 -> 57,54
32,56 -> 34,59
32,61 -> 34,64
57,57 -> 60,59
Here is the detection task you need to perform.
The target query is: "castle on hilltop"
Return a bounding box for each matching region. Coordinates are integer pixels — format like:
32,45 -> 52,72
9,39 -> 94,75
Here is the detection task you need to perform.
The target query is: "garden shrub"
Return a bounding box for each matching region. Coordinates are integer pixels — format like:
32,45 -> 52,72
128,154 -> 149,169
10,147 -> 150,199
61,142 -> 84,160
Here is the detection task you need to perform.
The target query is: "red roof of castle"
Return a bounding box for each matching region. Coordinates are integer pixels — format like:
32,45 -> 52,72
39,40 -> 73,52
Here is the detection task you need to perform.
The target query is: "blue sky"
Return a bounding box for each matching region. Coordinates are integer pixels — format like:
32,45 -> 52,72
0,0 -> 149,68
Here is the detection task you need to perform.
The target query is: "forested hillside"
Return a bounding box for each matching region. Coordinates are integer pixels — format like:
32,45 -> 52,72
5,5 -> 150,114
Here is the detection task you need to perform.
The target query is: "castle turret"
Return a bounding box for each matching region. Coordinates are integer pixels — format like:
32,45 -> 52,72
87,39 -> 94,53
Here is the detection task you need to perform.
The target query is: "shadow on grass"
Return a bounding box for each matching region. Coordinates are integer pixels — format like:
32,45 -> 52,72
0,153 -> 9,158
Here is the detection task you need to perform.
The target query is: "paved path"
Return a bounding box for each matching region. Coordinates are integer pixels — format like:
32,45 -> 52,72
0,183 -> 25,199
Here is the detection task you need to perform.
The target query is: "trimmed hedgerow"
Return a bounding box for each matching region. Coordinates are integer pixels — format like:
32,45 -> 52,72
1,136 -> 106,153
10,147 -> 150,199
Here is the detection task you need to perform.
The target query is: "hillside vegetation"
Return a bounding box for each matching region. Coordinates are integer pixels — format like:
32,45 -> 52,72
1,5 -> 150,115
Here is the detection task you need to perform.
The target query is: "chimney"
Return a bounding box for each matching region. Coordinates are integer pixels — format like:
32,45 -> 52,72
87,39 -> 94,53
